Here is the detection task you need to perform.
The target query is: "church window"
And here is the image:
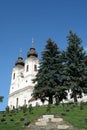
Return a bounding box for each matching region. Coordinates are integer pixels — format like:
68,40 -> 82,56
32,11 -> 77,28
34,65 -> 37,71
13,73 -> 15,80
16,98 -> 18,108
26,65 -> 29,72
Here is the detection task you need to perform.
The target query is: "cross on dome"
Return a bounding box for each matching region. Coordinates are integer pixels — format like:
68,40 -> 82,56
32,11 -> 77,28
27,38 -> 38,58
32,38 -> 34,47
15,48 -> 24,67
20,48 -> 22,57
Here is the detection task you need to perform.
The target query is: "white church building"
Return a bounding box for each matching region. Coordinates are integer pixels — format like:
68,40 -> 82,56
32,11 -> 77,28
8,41 -> 87,110
8,42 -> 46,110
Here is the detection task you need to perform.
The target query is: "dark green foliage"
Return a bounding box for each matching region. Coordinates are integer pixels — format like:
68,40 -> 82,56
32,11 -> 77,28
46,103 -> 51,113
15,121 -> 20,125
10,118 -> 14,121
23,113 -> 27,116
33,39 -> 67,104
84,118 -> 87,123
1,117 -> 6,122
11,106 -> 16,113
22,105 -> 27,113
24,118 -> 30,126
62,30 -> 87,102
28,104 -> 33,113
83,56 -> 87,94
6,106 -> 9,113
4,121 -> 7,124
20,117 -> 25,121
0,96 -> 4,102
66,109 -> 70,112
9,114 -> 12,117
33,34 -> 87,104
61,112 -> 66,116
3,114 -> 6,117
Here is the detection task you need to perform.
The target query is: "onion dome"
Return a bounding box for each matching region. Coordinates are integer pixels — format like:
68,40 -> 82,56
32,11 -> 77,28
27,47 -> 38,58
15,49 -> 24,67
27,38 -> 38,58
15,56 -> 24,66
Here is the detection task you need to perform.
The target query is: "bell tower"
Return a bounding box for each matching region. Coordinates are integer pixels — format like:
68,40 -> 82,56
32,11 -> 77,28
8,40 -> 40,110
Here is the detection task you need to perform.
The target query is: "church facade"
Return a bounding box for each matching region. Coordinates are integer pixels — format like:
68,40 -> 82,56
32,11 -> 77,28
8,44 -> 45,110
8,42 -> 87,110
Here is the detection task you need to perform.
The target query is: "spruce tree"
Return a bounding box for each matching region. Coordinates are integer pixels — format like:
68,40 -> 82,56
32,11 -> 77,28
33,39 -> 65,104
63,30 -> 86,102
82,56 -> 87,94
0,96 -> 4,102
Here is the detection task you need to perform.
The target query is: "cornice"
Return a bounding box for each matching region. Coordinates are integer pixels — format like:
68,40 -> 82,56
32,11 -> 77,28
9,85 -> 34,97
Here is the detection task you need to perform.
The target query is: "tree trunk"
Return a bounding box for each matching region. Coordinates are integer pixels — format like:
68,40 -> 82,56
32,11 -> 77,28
55,97 -> 59,105
49,95 -> 53,104
73,93 -> 77,103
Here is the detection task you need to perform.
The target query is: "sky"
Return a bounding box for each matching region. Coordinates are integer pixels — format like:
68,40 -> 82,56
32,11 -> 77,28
0,0 -> 87,111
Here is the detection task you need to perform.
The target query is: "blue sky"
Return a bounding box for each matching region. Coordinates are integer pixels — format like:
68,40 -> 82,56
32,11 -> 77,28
0,0 -> 87,111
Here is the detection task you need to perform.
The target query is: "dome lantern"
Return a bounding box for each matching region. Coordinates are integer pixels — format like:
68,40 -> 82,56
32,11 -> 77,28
27,39 -> 38,58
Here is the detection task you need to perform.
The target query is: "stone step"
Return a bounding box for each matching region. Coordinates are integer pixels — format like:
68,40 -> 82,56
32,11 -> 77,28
28,114 -> 77,130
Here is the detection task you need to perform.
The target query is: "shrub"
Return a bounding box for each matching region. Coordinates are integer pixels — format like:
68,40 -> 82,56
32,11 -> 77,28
66,109 -> 70,112
15,121 -> 20,125
1,117 -> 6,122
20,117 -> 25,121
3,114 -> 6,117
18,106 -> 22,111
4,121 -> 7,124
10,106 -> 15,113
28,104 -> 33,113
22,105 -> 27,113
24,118 -> 30,126
23,113 -> 27,116
10,118 -> 14,121
6,106 -> 9,113
84,118 -> 87,123
9,114 -> 12,117
46,103 -> 51,113
61,112 -> 66,116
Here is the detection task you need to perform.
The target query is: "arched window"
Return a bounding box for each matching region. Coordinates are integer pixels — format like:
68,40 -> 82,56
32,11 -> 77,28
16,98 -> 18,108
13,73 -> 15,80
26,65 -> 29,72
34,65 -> 37,71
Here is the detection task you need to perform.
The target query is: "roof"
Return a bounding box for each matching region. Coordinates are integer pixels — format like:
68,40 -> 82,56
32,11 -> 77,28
15,56 -> 25,66
27,47 -> 38,58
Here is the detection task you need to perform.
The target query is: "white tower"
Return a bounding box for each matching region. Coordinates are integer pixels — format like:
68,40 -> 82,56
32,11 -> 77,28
8,42 -> 40,109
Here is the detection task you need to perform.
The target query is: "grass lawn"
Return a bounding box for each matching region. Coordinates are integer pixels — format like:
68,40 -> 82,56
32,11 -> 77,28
0,102 -> 87,130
